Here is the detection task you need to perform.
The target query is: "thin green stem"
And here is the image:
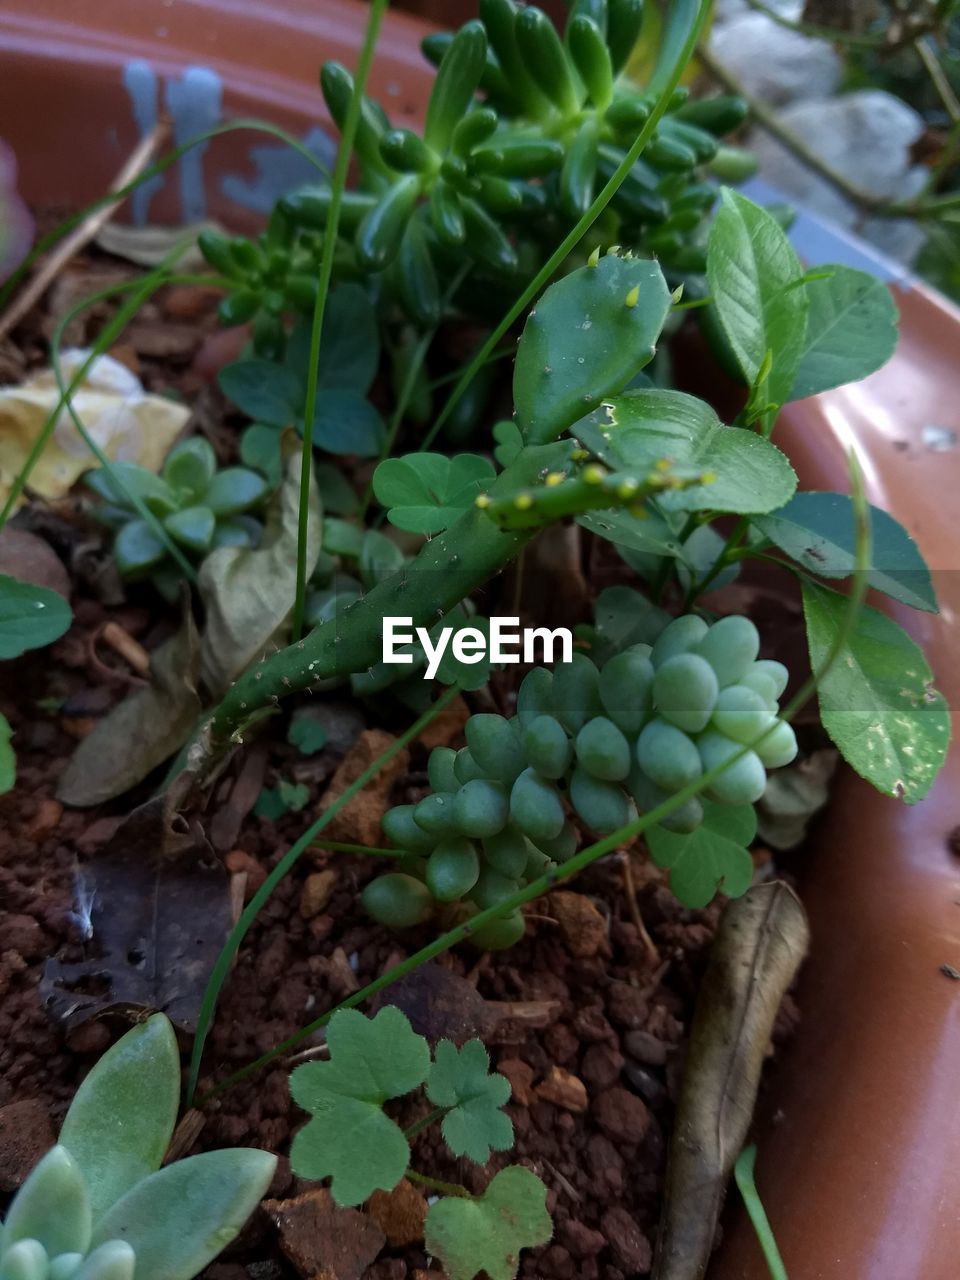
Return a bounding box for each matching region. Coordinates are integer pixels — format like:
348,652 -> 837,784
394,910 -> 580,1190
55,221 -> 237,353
916,34 -> 960,123
405,1106 -> 448,1139
406,1169 -> 470,1198
734,1146 -> 789,1280
311,840 -> 407,859
419,0 -> 713,453
203,464 -> 869,1100
185,683 -> 459,1106
292,0 -> 391,642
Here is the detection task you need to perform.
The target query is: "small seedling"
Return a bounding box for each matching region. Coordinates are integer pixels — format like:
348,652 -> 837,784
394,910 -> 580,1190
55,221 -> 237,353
289,1005 -> 551,1280
0,1014 -> 275,1280
85,437 -> 270,597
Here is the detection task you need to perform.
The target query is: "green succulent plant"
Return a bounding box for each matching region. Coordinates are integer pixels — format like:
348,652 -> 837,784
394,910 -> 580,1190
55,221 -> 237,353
0,1014 -> 275,1280
200,0 -> 749,343
85,437 -> 271,595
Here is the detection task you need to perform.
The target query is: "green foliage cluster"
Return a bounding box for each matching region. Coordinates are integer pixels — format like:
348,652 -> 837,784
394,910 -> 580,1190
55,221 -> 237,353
201,0 -> 747,344
85,437 -> 270,596
366,609 -> 796,929
0,1015 -> 275,1280
289,1006 -> 550,1280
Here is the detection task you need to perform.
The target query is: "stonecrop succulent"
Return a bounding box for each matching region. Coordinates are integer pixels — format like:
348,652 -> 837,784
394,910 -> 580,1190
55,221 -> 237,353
0,1015 -> 275,1280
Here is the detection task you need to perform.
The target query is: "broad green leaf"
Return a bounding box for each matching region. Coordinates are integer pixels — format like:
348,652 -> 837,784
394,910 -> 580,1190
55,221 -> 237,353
162,437 -> 217,500
203,468 -> 271,516
802,583 -> 950,804
113,520 -> 167,577
289,1007 -> 430,1206
0,574 -> 72,660
593,585 -> 670,656
427,1040 -> 513,1165
707,189 -> 807,408
59,1014 -> 179,1226
514,253 -> 671,445
85,463 -> 177,516
90,1149 -> 277,1280
287,714 -> 328,756
314,390 -> 385,458
374,453 -> 496,533
647,801 -> 756,908
287,285 -> 380,394
2,1147 -> 91,1258
240,424 -> 284,489
677,523 -> 741,595
789,266 -> 898,401
754,492 -> 937,613
218,358 -> 301,426
577,507 -> 687,560
424,1165 -> 552,1280
576,389 -> 797,514
198,448 -> 321,697
0,711 -> 14,794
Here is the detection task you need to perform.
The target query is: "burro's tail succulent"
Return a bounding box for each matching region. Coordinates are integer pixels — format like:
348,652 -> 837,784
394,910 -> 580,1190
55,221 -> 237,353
0,1016 -> 276,1280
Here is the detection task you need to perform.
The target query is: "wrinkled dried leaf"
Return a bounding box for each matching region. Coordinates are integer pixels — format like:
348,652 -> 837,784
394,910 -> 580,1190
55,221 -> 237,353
57,599 -> 201,807
0,351 -> 189,507
757,749 -> 838,850
41,782 -> 232,1031
0,527 -> 71,598
655,882 -> 809,1280
199,445 -> 321,697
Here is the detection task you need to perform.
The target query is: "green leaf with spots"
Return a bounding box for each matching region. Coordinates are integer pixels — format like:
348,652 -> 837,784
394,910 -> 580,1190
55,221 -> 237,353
427,1039 -> 513,1165
802,583 -> 950,804
514,253 -> 671,445
754,492 -> 937,614
646,801 -> 756,908
707,189 -> 807,409
576,389 -> 796,515
289,1007 -> 430,1206
789,266 -> 898,401
424,1165 -> 553,1280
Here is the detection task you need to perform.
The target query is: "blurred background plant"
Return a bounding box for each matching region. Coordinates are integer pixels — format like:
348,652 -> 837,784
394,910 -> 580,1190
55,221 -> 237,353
698,0 -> 960,299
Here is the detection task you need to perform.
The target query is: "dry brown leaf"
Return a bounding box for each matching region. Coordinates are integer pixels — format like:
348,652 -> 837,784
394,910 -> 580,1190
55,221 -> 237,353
654,881 -> 810,1280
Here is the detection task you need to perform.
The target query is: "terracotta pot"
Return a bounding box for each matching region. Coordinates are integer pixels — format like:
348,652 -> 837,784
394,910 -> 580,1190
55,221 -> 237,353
2,2 -> 958,1276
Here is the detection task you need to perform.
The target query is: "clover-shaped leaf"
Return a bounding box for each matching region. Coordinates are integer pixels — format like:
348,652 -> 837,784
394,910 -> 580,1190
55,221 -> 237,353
373,453 -> 496,534
424,1165 -> 552,1280
289,1007 -> 430,1206
427,1040 -> 513,1164
646,801 -> 755,908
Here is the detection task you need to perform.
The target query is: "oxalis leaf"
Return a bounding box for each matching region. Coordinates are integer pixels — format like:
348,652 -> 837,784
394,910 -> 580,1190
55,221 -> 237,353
789,265 -> 899,401
802,583 -> 950,804
199,445 -> 321,697
0,572 -> 72,659
289,1006 -> 430,1206
646,801 -> 756,909
707,189 -> 807,409
754,491 -> 937,614
373,453 -> 496,534
427,1039 -> 513,1164
514,252 -> 672,446
576,389 -> 796,515
424,1165 -> 552,1280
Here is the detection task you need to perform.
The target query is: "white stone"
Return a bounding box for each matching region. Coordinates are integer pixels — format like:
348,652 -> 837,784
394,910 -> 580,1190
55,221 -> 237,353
710,13 -> 842,105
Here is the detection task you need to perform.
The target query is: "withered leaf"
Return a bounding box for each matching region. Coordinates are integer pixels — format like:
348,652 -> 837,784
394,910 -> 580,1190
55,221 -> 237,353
655,882 -> 809,1280
41,783 -> 231,1031
57,597 -> 201,807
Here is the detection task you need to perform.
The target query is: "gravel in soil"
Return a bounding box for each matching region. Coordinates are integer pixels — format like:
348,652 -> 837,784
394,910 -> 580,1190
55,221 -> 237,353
0,240 -> 800,1280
